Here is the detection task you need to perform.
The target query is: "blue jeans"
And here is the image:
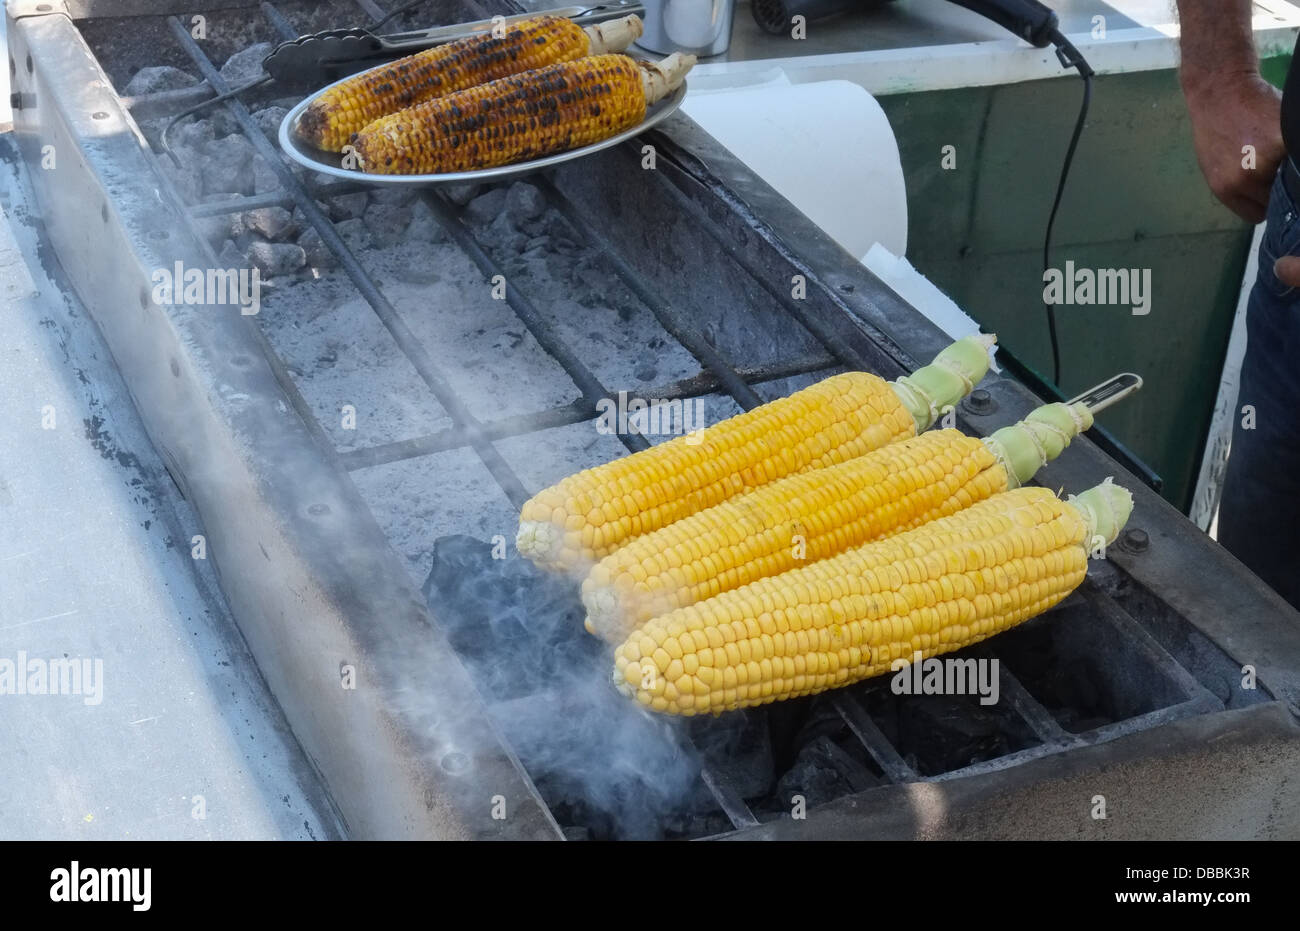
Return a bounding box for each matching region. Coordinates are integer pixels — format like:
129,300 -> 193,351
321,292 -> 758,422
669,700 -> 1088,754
1216,167 -> 1300,610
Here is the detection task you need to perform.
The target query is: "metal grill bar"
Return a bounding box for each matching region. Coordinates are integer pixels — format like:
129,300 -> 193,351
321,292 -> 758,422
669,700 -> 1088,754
699,766 -> 761,830
1077,587 -> 1225,710
259,0 -> 296,37
188,181 -> 371,216
970,645 -> 1078,746
534,176 -> 765,412
352,0 -> 388,21
166,13 -> 534,508
832,693 -> 917,784
338,353 -> 838,472
419,191 -> 650,456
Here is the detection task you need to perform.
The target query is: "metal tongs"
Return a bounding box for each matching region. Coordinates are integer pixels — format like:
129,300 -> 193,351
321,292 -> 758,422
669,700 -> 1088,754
262,4 -> 646,87
1066,373 -> 1143,416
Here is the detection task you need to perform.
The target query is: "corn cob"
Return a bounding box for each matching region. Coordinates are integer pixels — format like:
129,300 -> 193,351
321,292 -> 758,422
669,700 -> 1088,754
516,334 -> 996,573
583,401 -> 1095,642
612,480 -> 1133,715
351,51 -> 695,174
296,14 -> 644,151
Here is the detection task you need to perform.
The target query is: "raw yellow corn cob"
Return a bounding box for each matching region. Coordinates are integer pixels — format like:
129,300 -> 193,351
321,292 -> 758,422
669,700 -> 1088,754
297,14 -> 643,151
612,480 -> 1133,715
351,51 -> 694,174
583,401 -> 1095,642
517,334 -> 997,573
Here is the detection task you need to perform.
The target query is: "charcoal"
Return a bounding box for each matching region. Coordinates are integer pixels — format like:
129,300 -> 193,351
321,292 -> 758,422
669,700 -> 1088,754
364,203 -> 413,249
242,206 -> 295,241
250,106 -> 289,140
490,690 -> 703,841
570,256 -> 609,309
522,234 -> 551,256
405,200 -> 447,244
201,134 -> 254,196
425,536 -> 706,840
689,711 -> 775,800
463,187 -> 507,225
661,811 -> 735,839
216,238 -> 247,270
170,117 -> 214,153
252,155 -> 281,195
209,110 -> 239,140
480,214 -> 528,255
124,65 -> 198,96
328,192 -> 370,222
443,182 -> 481,206
551,235 -> 582,255
159,158 -> 202,203
896,695 -> 1023,773
369,186 -> 418,207
246,241 -> 305,278
333,217 -> 370,253
193,197 -> 244,245
219,42 -> 272,87
504,181 -> 546,231
297,228 -> 337,269
789,695 -> 848,751
773,735 -> 879,810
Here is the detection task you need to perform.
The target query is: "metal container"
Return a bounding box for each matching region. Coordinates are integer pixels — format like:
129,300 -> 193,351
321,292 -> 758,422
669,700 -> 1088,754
637,0 -> 735,56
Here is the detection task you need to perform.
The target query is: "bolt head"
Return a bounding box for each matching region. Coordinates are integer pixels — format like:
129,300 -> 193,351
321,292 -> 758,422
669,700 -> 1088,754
963,389 -> 996,415
1121,528 -> 1149,552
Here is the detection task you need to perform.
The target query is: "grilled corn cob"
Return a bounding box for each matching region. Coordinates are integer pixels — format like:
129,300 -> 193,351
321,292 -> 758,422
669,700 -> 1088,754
297,14 -> 643,151
351,51 -> 694,174
583,401 -> 1095,642
517,334 -> 996,573
612,479 -> 1133,715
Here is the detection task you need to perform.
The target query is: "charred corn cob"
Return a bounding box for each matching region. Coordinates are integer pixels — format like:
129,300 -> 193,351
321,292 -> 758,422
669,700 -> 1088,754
517,334 -> 996,573
612,480 -> 1133,715
583,401 -> 1096,642
297,14 -> 643,152
351,51 -> 694,174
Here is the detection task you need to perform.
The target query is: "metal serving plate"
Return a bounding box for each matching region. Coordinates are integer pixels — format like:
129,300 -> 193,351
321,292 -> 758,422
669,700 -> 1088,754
278,72 -> 688,185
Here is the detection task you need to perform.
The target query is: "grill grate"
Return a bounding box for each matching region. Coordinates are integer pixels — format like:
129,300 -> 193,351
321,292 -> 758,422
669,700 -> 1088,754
96,0 -> 1273,837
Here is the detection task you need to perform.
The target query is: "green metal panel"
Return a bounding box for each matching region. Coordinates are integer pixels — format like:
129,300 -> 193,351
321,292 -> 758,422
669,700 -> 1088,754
876,64 -> 1284,510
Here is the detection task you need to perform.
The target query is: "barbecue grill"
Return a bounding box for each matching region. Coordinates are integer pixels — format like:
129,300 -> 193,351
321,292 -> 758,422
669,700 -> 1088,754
9,0 -> 1300,840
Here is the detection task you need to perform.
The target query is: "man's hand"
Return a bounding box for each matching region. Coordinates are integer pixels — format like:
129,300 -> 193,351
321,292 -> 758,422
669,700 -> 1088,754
1183,72 -> 1284,223
1275,256 -> 1300,288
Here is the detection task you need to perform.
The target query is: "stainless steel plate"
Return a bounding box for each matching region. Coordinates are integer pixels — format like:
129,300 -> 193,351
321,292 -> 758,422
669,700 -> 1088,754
278,72 -> 687,185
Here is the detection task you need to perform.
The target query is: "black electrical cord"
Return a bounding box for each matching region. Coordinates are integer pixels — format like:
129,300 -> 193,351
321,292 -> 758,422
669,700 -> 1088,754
1042,29 -> 1094,387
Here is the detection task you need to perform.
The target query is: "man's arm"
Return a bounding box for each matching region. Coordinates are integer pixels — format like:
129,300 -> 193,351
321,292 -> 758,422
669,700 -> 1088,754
1177,0 -> 1283,223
